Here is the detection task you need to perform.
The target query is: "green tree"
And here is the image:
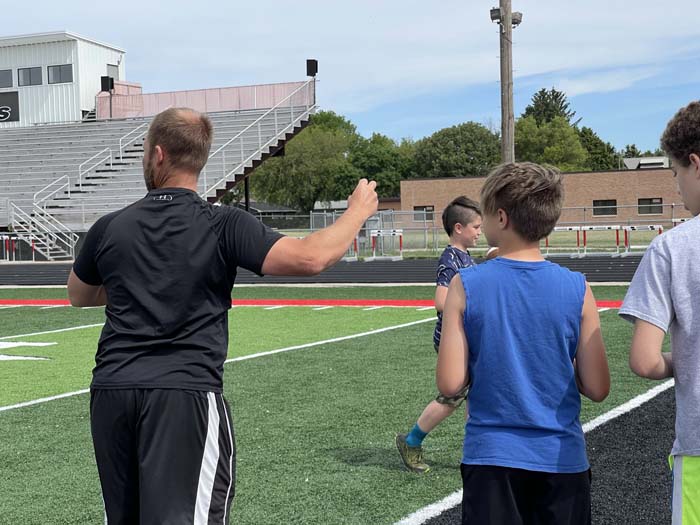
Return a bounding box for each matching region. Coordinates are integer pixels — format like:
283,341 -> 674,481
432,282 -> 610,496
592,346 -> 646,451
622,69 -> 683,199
251,111 -> 361,212
515,116 -> 588,171
577,126 -> 619,171
522,88 -> 577,125
622,144 -> 643,158
349,133 -> 403,197
412,122 -> 500,179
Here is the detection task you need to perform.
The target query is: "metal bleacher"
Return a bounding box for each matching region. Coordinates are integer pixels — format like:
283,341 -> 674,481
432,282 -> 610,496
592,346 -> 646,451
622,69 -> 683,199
0,79 -> 316,260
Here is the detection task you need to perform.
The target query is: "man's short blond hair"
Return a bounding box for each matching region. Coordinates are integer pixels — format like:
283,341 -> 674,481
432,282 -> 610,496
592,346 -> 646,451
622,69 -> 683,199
147,108 -> 213,174
480,162 -> 563,242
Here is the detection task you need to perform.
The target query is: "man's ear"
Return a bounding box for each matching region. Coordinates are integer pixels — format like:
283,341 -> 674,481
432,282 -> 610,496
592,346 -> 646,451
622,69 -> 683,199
154,145 -> 165,165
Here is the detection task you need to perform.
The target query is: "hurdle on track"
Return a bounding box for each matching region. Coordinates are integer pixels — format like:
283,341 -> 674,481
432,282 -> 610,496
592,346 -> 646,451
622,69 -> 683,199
364,229 -> 403,262
342,237 -> 360,262
545,225 -> 664,258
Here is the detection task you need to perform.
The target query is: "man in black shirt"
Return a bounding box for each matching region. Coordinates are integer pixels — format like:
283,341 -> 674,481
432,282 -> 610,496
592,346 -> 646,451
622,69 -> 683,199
67,108 -> 378,524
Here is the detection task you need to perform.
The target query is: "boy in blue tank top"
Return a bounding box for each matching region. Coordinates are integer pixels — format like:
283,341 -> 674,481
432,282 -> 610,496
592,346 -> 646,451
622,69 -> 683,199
396,196 -> 482,474
437,162 -> 611,525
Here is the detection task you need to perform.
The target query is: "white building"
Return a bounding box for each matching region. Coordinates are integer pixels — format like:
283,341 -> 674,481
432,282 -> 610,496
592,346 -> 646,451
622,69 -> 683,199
0,31 -> 125,127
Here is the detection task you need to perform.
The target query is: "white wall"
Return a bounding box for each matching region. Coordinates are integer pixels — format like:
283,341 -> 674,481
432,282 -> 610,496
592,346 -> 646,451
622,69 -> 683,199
0,40 -> 81,128
75,40 -> 125,114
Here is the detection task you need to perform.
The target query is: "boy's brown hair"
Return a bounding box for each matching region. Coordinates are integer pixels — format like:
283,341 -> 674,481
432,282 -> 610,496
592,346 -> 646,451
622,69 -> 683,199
442,196 -> 481,236
480,162 -> 563,242
147,108 -> 213,174
661,101 -> 700,167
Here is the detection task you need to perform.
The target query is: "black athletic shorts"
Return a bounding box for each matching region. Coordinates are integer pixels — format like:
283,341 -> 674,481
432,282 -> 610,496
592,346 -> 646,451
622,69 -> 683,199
90,388 -> 236,525
461,463 -> 591,525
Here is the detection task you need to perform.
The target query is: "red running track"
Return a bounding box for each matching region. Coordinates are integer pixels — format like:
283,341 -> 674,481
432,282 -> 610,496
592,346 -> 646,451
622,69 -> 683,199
0,299 -> 623,308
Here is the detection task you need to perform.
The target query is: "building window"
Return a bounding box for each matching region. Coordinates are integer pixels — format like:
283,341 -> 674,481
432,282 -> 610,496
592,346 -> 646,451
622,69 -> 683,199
414,205 -> 434,221
48,64 -> 73,84
638,197 -> 663,215
592,199 -> 617,216
0,69 -> 11,88
18,67 -> 42,87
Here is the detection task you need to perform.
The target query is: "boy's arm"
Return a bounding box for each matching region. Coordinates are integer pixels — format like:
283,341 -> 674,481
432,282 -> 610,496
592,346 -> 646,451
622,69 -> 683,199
436,276 -> 469,397
434,285 -> 449,313
575,283 -> 610,402
629,320 -> 673,379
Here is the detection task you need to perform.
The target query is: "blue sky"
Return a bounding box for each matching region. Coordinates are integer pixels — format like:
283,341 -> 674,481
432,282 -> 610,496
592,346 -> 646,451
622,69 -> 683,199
5,0 -> 699,151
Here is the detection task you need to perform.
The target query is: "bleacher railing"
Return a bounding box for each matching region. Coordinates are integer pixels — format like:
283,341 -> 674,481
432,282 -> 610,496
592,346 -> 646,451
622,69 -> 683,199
118,123 -> 148,159
10,203 -> 78,260
34,175 -> 71,208
78,148 -> 113,190
202,79 -> 316,200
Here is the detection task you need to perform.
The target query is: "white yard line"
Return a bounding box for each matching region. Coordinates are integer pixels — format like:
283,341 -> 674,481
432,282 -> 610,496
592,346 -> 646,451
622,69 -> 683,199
312,306 -> 334,311
363,306 -> 384,311
263,305 -> 286,310
0,324 -> 104,341
0,318 -> 434,412
395,379 -> 676,525
417,307 -> 434,311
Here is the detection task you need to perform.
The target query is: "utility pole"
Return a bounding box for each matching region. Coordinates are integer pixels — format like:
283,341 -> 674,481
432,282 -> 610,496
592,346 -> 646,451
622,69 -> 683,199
491,2 -> 522,164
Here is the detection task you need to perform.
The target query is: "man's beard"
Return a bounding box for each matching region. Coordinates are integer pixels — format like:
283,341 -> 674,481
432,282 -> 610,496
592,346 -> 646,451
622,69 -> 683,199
143,161 -> 156,191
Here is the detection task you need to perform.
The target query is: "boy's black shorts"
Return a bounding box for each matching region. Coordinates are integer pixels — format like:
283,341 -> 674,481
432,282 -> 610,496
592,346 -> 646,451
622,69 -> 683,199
461,463 -> 591,525
91,388 -> 236,525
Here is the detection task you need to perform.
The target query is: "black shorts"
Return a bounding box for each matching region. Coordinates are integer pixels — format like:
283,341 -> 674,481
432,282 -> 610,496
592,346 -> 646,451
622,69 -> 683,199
90,388 -> 236,525
461,463 -> 591,525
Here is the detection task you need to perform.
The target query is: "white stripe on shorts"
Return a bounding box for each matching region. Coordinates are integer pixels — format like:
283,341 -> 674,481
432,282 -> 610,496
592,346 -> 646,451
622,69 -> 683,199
194,392 -> 221,525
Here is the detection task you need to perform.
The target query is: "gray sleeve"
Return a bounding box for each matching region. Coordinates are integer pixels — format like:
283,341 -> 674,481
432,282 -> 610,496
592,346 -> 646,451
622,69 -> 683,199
619,240 -> 674,332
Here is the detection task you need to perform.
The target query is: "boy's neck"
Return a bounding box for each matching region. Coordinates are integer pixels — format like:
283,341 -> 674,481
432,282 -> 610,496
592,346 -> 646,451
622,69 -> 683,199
495,239 -> 545,262
448,238 -> 470,252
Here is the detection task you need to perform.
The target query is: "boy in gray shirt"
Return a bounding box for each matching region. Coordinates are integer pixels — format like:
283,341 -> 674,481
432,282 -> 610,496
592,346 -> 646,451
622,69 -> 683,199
619,100 -> 700,524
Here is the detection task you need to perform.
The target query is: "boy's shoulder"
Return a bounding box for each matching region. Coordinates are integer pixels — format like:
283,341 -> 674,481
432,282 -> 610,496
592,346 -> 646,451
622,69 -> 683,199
438,245 -> 474,267
651,216 -> 700,257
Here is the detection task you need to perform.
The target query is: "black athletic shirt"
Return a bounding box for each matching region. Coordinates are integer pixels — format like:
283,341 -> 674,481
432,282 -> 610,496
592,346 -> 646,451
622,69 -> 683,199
73,188 -> 283,392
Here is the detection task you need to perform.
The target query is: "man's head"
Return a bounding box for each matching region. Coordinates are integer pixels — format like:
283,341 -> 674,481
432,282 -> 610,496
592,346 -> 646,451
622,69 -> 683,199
661,101 -> 700,216
143,108 -> 213,191
442,196 -> 482,248
480,162 -> 563,247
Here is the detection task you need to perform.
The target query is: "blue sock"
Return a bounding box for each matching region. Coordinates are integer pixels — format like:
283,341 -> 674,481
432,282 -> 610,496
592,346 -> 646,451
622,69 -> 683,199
406,423 -> 428,447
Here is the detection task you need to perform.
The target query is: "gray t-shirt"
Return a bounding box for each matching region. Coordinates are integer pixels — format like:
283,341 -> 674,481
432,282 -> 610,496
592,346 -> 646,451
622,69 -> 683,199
620,215 -> 700,457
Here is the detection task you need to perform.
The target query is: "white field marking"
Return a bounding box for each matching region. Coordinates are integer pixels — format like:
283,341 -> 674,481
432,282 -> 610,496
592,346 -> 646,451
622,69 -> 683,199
395,378 -> 676,525
363,306 -> 383,311
582,379 -> 675,433
263,305 -> 286,310
0,355 -> 48,361
417,306 -> 434,311
40,305 -> 67,310
0,317 -> 435,412
598,307 -> 611,313
0,305 -> 23,309
0,341 -> 56,361
0,342 -> 56,349
225,317 -> 434,364
312,306 -> 334,311
0,323 -> 103,341
0,389 -> 90,412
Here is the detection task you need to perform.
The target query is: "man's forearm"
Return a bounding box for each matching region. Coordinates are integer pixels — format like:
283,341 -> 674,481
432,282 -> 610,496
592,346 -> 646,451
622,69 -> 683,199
300,208 -> 367,271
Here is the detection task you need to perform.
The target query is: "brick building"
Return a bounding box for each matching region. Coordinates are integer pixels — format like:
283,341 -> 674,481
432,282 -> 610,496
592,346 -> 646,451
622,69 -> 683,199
400,168 -> 693,227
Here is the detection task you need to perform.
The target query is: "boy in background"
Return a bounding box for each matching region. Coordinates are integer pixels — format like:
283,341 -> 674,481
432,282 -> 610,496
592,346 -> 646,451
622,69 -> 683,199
620,101 -> 700,524
437,162 -> 610,524
396,196 -> 483,474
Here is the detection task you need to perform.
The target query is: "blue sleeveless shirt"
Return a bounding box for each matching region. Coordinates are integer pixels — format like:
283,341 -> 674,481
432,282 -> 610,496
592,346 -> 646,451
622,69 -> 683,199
459,257 -> 588,473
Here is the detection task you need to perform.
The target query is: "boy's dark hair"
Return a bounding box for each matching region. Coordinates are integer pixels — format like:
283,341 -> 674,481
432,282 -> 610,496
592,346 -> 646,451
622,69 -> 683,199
661,101 -> 700,167
481,162 -> 563,242
442,196 -> 481,236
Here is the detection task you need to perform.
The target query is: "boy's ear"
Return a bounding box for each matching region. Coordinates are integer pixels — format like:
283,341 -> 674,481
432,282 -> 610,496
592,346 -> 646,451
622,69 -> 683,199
690,153 -> 700,178
453,223 -> 464,234
497,208 -> 509,230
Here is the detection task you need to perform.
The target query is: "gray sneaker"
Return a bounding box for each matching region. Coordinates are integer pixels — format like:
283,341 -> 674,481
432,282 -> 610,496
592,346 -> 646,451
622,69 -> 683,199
395,433 -> 430,474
